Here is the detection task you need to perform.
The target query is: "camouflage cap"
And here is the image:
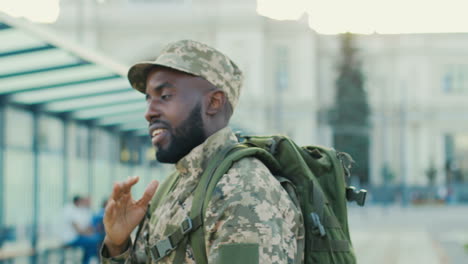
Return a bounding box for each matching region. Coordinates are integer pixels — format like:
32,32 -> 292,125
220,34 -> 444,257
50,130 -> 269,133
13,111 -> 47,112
128,40 -> 244,109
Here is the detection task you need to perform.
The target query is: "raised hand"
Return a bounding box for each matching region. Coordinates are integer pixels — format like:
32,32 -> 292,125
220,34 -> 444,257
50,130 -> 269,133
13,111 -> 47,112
103,176 -> 159,256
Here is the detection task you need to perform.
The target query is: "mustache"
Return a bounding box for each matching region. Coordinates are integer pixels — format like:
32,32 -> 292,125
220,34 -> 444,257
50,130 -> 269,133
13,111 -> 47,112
149,119 -> 171,128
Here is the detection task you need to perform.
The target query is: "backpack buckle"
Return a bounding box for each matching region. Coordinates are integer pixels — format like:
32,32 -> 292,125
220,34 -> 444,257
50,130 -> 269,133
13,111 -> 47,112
149,238 -> 175,261
310,212 -> 326,237
346,186 -> 367,206
180,217 -> 193,235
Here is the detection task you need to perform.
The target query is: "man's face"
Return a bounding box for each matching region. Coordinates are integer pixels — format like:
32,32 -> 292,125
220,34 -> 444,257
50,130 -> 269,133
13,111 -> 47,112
145,67 -> 208,163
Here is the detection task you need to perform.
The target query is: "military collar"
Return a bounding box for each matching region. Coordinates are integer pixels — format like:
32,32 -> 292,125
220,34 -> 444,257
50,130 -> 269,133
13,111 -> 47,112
175,126 -> 238,176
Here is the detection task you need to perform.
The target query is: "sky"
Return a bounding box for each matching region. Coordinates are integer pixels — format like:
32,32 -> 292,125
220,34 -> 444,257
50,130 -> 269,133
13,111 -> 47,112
1,0 -> 468,34
257,0 -> 468,34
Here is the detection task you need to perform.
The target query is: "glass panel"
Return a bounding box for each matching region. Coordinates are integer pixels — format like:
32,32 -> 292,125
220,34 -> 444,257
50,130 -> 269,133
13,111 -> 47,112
92,160 -> 112,210
38,153 -> 64,240
75,125 -> 89,159
45,92 -> 143,112
73,103 -> 145,120
39,115 -> 64,152
116,164 -> 131,182
0,28 -> 46,54
120,121 -> 148,131
69,158 -> 89,196
0,64 -> 114,94
11,77 -> 130,104
4,148 -> 34,244
136,128 -> 150,136
98,112 -> 145,126
5,106 -> 33,148
131,167 -> 146,198
94,130 -> 110,161
0,49 -> 80,76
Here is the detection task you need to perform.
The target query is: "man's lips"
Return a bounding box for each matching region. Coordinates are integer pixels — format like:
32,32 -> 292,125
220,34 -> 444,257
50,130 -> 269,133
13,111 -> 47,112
149,124 -> 169,146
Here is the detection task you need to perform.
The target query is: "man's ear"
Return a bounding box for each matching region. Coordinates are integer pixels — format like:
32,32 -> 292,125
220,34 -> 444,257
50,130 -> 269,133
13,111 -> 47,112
205,90 -> 226,116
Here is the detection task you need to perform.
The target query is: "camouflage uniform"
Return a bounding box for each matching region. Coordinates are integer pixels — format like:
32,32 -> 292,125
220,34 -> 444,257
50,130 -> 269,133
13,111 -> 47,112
101,127 -> 304,264
101,40 -> 304,264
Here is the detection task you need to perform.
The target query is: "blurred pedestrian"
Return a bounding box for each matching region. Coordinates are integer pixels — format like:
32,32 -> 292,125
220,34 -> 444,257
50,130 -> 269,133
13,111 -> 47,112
62,195 -> 101,264
91,199 -> 107,243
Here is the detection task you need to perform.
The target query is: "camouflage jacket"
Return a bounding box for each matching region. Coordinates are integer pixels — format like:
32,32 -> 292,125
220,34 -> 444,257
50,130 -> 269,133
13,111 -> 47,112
101,127 -> 304,264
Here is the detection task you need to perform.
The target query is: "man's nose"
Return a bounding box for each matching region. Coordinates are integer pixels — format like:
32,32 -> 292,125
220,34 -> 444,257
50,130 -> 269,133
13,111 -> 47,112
144,100 -> 161,122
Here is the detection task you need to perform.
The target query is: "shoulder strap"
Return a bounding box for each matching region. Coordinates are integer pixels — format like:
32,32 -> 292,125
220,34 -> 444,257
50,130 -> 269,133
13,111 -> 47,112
149,171 -> 179,214
188,145 -> 281,264
184,145 -> 239,264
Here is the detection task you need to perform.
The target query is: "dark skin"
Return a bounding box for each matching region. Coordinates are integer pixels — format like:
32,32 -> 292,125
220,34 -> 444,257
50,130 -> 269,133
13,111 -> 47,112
103,67 -> 230,257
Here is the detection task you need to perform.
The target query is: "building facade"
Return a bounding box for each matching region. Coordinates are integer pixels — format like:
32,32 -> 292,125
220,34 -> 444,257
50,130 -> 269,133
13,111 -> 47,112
49,0 -> 468,189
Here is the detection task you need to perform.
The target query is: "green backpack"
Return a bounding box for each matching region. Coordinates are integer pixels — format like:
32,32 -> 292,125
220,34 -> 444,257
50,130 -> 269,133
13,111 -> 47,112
145,134 -> 367,264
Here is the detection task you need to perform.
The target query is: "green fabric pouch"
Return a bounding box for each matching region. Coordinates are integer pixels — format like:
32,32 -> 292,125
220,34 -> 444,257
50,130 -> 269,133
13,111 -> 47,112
216,243 -> 259,264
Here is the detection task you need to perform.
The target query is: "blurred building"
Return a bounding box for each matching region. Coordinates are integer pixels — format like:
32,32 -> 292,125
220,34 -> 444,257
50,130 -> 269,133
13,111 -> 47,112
50,0 -> 319,145
318,34 -> 468,187
48,0 -> 468,189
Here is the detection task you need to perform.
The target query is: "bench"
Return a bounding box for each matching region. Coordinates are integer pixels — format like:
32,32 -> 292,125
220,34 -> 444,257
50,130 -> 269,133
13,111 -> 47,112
0,240 -> 83,264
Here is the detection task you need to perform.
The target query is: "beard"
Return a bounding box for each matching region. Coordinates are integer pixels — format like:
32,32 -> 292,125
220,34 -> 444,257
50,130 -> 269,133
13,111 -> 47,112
155,103 -> 206,163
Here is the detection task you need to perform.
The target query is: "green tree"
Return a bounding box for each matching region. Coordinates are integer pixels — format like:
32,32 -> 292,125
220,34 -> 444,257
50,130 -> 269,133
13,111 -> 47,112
329,33 -> 371,184
425,159 -> 437,186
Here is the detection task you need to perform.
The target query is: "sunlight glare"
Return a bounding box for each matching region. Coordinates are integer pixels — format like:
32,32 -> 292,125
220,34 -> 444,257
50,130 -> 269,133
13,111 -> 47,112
0,0 -> 60,23
257,0 -> 468,34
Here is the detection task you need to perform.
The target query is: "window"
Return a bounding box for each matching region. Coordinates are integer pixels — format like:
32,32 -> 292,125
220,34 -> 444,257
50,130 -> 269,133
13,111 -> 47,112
275,46 -> 289,91
445,134 -> 468,183
75,125 -> 89,159
442,64 -> 468,94
5,106 -> 33,149
39,115 -> 63,152
119,135 -> 142,165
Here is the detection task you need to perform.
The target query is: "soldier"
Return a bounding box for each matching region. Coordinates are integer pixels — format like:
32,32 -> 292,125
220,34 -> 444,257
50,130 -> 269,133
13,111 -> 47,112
101,40 -> 304,264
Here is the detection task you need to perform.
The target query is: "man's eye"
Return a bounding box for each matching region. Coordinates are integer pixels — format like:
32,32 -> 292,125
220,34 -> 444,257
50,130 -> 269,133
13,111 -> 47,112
161,94 -> 172,100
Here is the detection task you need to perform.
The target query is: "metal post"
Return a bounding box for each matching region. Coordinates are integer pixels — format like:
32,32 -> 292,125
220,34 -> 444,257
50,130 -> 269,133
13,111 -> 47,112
87,123 -> 95,197
0,98 -> 6,245
108,126 -> 119,185
31,107 -> 41,264
62,115 -> 71,205
400,81 -> 409,207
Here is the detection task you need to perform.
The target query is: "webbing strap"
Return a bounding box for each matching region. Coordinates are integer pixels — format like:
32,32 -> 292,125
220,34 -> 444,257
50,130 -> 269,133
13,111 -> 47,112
146,215 -> 203,262
311,239 -> 350,252
323,214 -> 341,228
313,184 -> 324,219
311,183 -> 327,237
172,237 -> 188,264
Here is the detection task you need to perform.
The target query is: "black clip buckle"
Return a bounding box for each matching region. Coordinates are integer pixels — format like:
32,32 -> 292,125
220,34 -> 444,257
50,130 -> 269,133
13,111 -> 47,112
180,217 -> 193,235
346,186 -> 367,206
310,212 -> 326,237
151,238 -> 175,262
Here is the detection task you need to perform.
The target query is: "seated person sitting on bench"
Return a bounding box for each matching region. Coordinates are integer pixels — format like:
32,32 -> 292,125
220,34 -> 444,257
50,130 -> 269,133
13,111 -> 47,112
61,196 -> 101,264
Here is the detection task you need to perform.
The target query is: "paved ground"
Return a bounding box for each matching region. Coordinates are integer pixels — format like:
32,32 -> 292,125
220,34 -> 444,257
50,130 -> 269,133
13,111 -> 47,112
348,205 -> 468,264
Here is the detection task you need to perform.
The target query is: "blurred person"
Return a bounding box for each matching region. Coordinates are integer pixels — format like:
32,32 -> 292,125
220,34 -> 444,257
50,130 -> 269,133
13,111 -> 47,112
91,199 -> 107,242
62,195 -> 101,264
100,40 -> 304,264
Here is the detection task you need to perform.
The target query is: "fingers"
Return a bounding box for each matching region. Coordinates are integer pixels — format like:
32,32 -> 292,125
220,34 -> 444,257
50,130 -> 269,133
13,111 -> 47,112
137,180 -> 159,207
104,199 -> 117,224
122,176 -> 139,194
110,176 -> 139,201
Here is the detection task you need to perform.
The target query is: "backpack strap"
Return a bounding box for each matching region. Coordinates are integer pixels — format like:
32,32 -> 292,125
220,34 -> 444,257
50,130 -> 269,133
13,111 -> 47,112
132,171 -> 179,260
149,171 -> 179,214
171,144 -> 240,264
188,145 -> 281,264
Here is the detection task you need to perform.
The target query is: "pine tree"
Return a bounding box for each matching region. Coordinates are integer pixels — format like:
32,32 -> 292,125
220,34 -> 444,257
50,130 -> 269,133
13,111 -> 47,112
329,33 -> 371,184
